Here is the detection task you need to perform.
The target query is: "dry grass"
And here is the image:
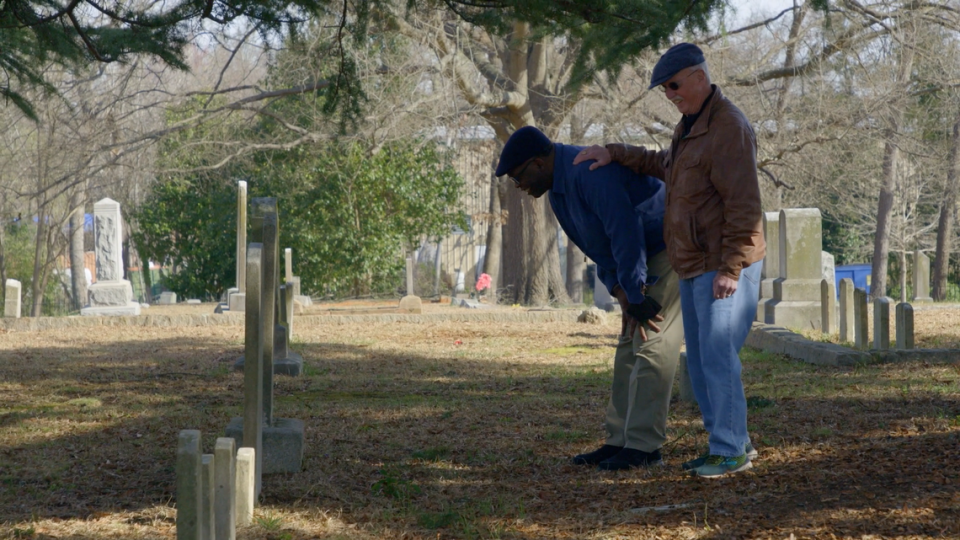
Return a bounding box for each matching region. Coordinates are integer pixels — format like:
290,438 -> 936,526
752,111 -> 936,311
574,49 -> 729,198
0,303 -> 958,539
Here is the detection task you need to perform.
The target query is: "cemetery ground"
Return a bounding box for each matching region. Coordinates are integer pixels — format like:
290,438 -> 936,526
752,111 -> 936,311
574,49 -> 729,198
1,304 -> 959,539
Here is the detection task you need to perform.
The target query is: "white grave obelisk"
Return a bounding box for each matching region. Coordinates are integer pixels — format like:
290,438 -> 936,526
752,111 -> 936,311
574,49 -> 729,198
81,198 -> 140,316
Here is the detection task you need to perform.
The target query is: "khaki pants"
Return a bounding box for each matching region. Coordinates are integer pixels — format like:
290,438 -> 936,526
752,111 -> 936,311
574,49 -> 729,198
604,250 -> 683,452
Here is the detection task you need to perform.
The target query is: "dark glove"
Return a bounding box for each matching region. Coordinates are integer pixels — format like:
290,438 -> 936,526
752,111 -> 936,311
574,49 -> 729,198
626,296 -> 662,323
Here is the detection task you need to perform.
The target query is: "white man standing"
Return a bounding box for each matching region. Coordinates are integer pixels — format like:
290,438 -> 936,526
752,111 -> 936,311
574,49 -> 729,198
496,126 -> 683,471
575,43 -> 765,478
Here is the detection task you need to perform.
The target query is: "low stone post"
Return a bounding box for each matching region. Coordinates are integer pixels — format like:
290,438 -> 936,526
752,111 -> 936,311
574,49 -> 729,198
854,288 -> 869,349
839,278 -> 855,342
873,297 -> 891,350
235,448 -> 255,526
4,279 -> 21,318
912,250 -> 932,302
176,430 -> 202,540
201,454 -> 216,540
896,303 -> 915,350
214,438 -> 236,540
821,279 -> 836,335
757,212 -> 781,322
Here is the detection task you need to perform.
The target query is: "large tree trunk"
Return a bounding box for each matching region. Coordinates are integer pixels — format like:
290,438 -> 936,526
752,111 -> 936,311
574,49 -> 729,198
483,175 -> 504,297
30,207 -> 47,317
932,113 -> 960,301
566,239 -> 585,303
69,200 -> 87,310
871,39 -> 915,299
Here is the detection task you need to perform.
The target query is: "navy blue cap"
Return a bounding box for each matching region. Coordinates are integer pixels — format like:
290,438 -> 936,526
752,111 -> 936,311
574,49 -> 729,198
495,126 -> 553,177
649,43 -> 705,89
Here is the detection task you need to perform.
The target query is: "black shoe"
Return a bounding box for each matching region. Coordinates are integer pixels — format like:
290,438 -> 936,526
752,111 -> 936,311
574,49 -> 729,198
572,445 -> 623,465
597,448 -> 663,471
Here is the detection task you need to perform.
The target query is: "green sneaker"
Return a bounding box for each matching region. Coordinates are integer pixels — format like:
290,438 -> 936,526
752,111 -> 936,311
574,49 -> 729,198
691,454 -> 752,478
682,443 -> 757,471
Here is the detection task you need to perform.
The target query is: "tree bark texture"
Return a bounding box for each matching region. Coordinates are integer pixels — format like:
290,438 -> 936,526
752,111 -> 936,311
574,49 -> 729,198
871,37 -> 915,299
69,202 -> 87,310
483,176 -> 504,297
932,114 -> 960,301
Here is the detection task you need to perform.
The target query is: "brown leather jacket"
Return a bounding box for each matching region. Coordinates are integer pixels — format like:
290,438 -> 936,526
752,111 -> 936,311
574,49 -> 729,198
607,86 -> 765,281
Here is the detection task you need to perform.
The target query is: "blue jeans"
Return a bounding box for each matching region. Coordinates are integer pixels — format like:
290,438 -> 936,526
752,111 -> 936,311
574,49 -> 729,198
679,263 -> 761,457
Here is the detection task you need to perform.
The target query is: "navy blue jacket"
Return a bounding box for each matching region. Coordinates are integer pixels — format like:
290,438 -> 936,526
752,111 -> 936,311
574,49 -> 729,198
549,143 -> 666,304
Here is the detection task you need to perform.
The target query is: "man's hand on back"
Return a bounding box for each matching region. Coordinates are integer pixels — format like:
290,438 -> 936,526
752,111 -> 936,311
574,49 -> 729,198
573,145 -> 612,170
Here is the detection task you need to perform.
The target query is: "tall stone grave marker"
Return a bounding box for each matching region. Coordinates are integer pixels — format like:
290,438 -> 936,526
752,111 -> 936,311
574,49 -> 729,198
176,430 -> 202,540
757,211 -> 781,322
821,279 -> 836,334
229,181 -> 248,312
896,302 -> 915,350
4,279 -> 21,318
873,297 -> 891,350
839,278 -> 855,342
764,208 -> 823,330
399,254 -> 423,314
285,248 -> 294,284
912,250 -> 932,302
227,198 -> 304,476
854,288 -> 869,349
81,198 -> 140,316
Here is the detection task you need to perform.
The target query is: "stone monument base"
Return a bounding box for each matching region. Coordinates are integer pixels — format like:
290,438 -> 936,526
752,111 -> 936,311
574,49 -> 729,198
226,417 -> 304,474
234,351 -> 303,376
763,301 -> 822,331
228,292 -> 246,312
87,280 -> 134,306
81,302 -> 141,316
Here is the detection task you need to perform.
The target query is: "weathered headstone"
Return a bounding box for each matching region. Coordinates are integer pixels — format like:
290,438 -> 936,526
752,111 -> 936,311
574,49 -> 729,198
405,256 -> 415,296
284,248 -> 294,284
839,278 -> 855,342
283,282 -> 295,342
4,279 -> 21,318
159,291 -> 177,305
896,302 -> 915,350
873,297 -> 891,350
764,209 -> 823,330
229,181 -> 248,313
235,448 -> 255,526
854,288 -> 869,349
757,211 -> 781,321
214,437 -> 236,540
398,295 -> 423,314
227,199 -> 304,476
176,430 -> 202,540
912,250 -> 932,302
821,279 -> 836,334
201,454 -> 216,540
81,198 -> 140,316
272,284 -> 303,375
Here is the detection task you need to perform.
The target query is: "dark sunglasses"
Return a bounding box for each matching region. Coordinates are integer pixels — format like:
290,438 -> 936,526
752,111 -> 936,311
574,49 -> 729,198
509,159 -> 535,185
658,70 -> 698,93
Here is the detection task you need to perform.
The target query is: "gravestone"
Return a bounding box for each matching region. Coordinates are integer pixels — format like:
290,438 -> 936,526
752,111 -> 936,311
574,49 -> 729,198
764,209 -> 823,330
176,430 -> 202,540
229,181 -> 248,312
272,283 -> 303,375
4,279 -> 21,318
159,291 -> 177,305
214,437 -> 236,540
839,278 -> 855,342
234,203 -> 303,377
226,198 -> 304,476
200,454 -> 216,540
854,288 -> 869,349
896,302 -> 915,350
81,198 -> 141,316
821,279 -> 836,334
235,448 -> 255,526
912,250 -> 932,302
285,248 -> 294,284
757,211 -> 781,321
873,297 -> 891,350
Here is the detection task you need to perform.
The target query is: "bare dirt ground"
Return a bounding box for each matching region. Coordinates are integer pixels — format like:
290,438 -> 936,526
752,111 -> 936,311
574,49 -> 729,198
0,301 -> 958,539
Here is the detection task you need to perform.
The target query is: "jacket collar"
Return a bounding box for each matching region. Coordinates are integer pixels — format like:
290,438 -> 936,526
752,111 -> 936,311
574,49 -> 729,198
680,84 -> 722,140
